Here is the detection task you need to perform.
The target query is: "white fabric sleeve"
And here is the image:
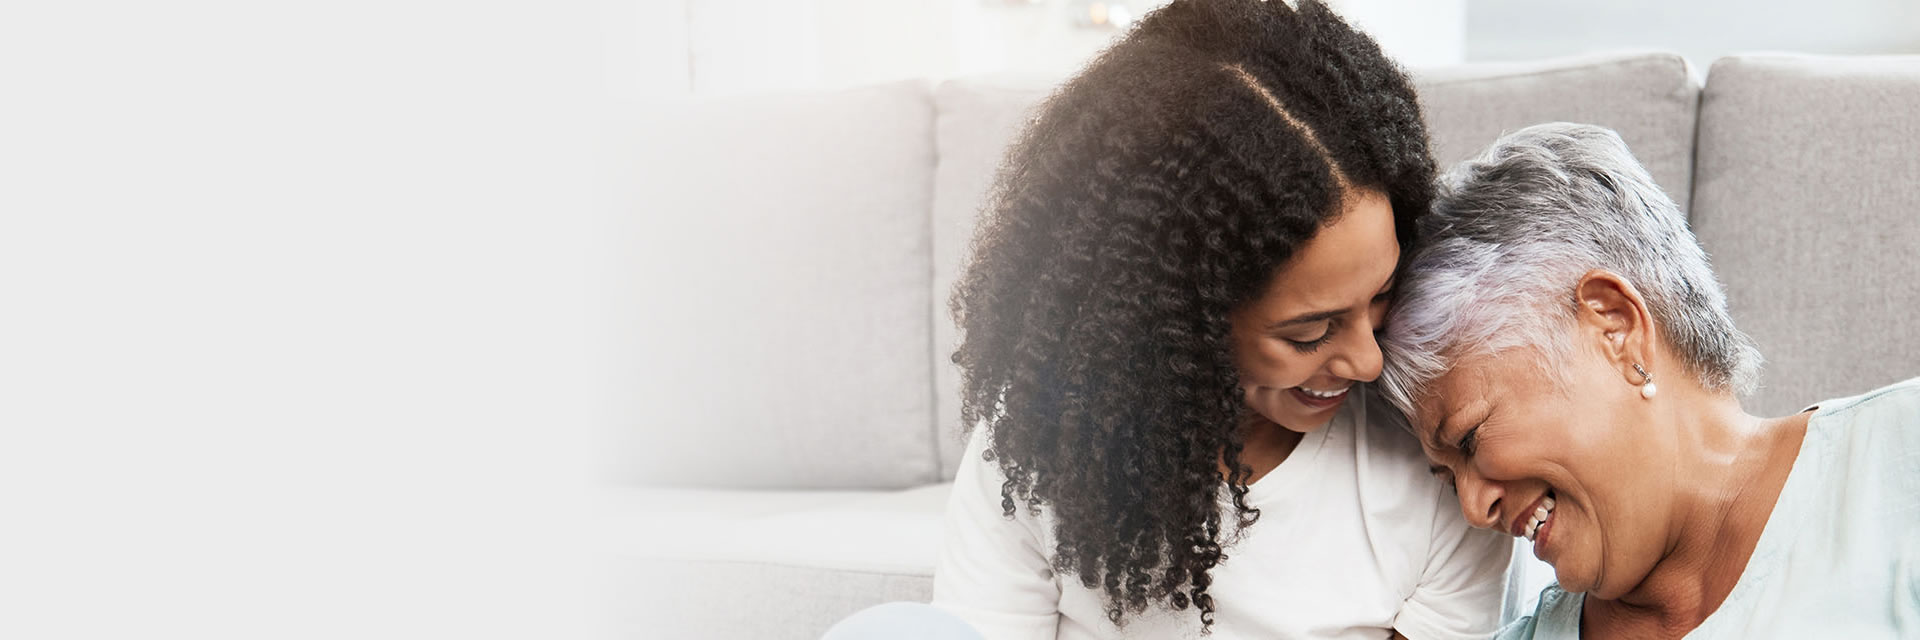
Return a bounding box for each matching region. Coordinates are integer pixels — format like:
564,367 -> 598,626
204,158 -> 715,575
1390,484 -> 1514,640
930,430 -> 1061,640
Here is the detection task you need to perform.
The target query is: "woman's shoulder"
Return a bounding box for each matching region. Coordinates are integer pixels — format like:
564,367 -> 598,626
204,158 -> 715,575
942,427 -> 1059,550
1344,385 -> 1461,519
1495,586 -> 1584,640
1807,376 -> 1920,420
1803,376 -> 1920,457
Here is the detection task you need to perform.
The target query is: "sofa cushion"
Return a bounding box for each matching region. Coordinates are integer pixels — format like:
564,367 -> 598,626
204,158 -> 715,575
1690,55 -> 1920,415
928,53 -> 1703,480
1416,51 -> 1702,211
601,484 -> 949,639
622,80 -> 942,489
613,559 -> 933,640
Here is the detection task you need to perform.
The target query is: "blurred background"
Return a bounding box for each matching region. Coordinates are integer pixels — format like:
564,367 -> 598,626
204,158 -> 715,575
624,0 -> 1920,96
5,1 -> 1916,638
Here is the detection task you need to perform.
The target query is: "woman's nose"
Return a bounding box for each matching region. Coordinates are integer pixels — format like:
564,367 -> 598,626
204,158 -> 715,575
1327,324 -> 1384,382
1454,470 -> 1506,532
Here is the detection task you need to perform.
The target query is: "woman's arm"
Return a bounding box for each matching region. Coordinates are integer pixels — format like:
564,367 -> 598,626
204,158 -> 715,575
1390,485 -> 1514,640
930,430 -> 1062,640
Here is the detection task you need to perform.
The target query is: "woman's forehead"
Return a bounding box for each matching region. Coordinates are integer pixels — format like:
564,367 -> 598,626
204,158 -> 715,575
1251,193 -> 1399,312
1422,348 -> 1573,426
1413,354 -> 1518,429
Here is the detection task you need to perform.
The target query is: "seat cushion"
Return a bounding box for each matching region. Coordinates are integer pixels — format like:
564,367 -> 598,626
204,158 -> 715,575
621,80 -> 942,489
1690,54 -> 1920,415
600,484 -> 950,639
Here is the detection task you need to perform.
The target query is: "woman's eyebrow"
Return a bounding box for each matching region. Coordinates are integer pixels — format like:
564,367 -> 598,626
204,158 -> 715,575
1265,308 -> 1344,330
1454,415 -> 1490,448
1265,271 -> 1395,330
1425,407 -> 1490,452
1267,272 -> 1405,328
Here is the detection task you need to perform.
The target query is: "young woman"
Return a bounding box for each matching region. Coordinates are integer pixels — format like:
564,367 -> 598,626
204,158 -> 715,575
930,1 -> 1512,638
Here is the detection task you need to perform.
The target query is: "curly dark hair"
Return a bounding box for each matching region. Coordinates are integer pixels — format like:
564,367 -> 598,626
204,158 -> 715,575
948,0 -> 1435,630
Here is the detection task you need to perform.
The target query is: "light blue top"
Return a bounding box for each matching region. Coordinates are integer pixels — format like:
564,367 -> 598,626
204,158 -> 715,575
1497,377 -> 1920,639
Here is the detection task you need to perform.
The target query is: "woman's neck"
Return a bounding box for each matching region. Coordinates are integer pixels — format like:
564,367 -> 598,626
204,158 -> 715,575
1587,396 -> 1810,635
1221,413 -> 1305,485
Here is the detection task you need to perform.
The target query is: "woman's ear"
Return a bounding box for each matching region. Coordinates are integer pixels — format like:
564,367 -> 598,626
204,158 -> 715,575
1573,269 -> 1656,383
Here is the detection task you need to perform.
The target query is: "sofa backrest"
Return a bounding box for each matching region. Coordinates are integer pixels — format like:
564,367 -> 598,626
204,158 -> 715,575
621,80 -> 944,488
1418,52 -> 1701,211
626,52 -> 1917,490
1689,55 -> 1920,415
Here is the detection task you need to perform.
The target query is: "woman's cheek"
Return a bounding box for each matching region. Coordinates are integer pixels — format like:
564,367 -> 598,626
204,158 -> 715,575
1242,386 -> 1288,421
1261,340 -> 1313,382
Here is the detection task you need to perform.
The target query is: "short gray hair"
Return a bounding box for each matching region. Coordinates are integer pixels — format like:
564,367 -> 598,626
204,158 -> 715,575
1378,123 -> 1762,416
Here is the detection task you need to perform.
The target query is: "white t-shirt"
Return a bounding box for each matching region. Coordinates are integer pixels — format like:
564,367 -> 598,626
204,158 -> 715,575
933,387 -> 1513,639
1496,377 -> 1920,640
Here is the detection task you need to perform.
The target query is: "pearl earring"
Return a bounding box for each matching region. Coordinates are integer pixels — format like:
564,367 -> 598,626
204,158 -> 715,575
1632,363 -> 1657,399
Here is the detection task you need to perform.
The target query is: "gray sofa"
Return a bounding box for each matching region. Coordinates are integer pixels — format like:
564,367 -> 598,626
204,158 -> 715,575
614,51 -> 1920,639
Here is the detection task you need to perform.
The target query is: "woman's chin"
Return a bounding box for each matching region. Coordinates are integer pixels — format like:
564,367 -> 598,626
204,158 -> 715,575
1273,416 -> 1335,434
1549,562 -> 1604,596
1257,407 -> 1336,433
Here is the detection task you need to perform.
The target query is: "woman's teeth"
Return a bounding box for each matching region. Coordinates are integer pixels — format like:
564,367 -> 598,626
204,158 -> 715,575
1296,385 -> 1349,399
1525,495 -> 1556,541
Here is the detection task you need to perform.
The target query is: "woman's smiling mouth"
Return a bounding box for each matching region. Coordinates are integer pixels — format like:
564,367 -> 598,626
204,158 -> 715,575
1289,384 -> 1350,410
1512,490 -> 1559,560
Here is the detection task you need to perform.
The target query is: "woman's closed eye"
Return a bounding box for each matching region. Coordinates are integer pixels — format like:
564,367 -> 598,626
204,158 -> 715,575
1456,425 -> 1481,458
1284,321 -> 1338,353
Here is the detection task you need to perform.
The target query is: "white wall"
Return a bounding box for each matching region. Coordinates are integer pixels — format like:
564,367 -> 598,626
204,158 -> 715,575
650,0 -> 1466,95
3,1 -> 612,637
630,0 -> 691,95
1468,0 -> 1920,66
947,0 -> 1172,79
667,0 -> 952,94
641,0 -> 1920,97
1329,0 -> 1466,66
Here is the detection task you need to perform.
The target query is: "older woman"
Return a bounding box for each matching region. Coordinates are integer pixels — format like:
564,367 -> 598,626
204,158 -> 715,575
1377,122 -> 1920,638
